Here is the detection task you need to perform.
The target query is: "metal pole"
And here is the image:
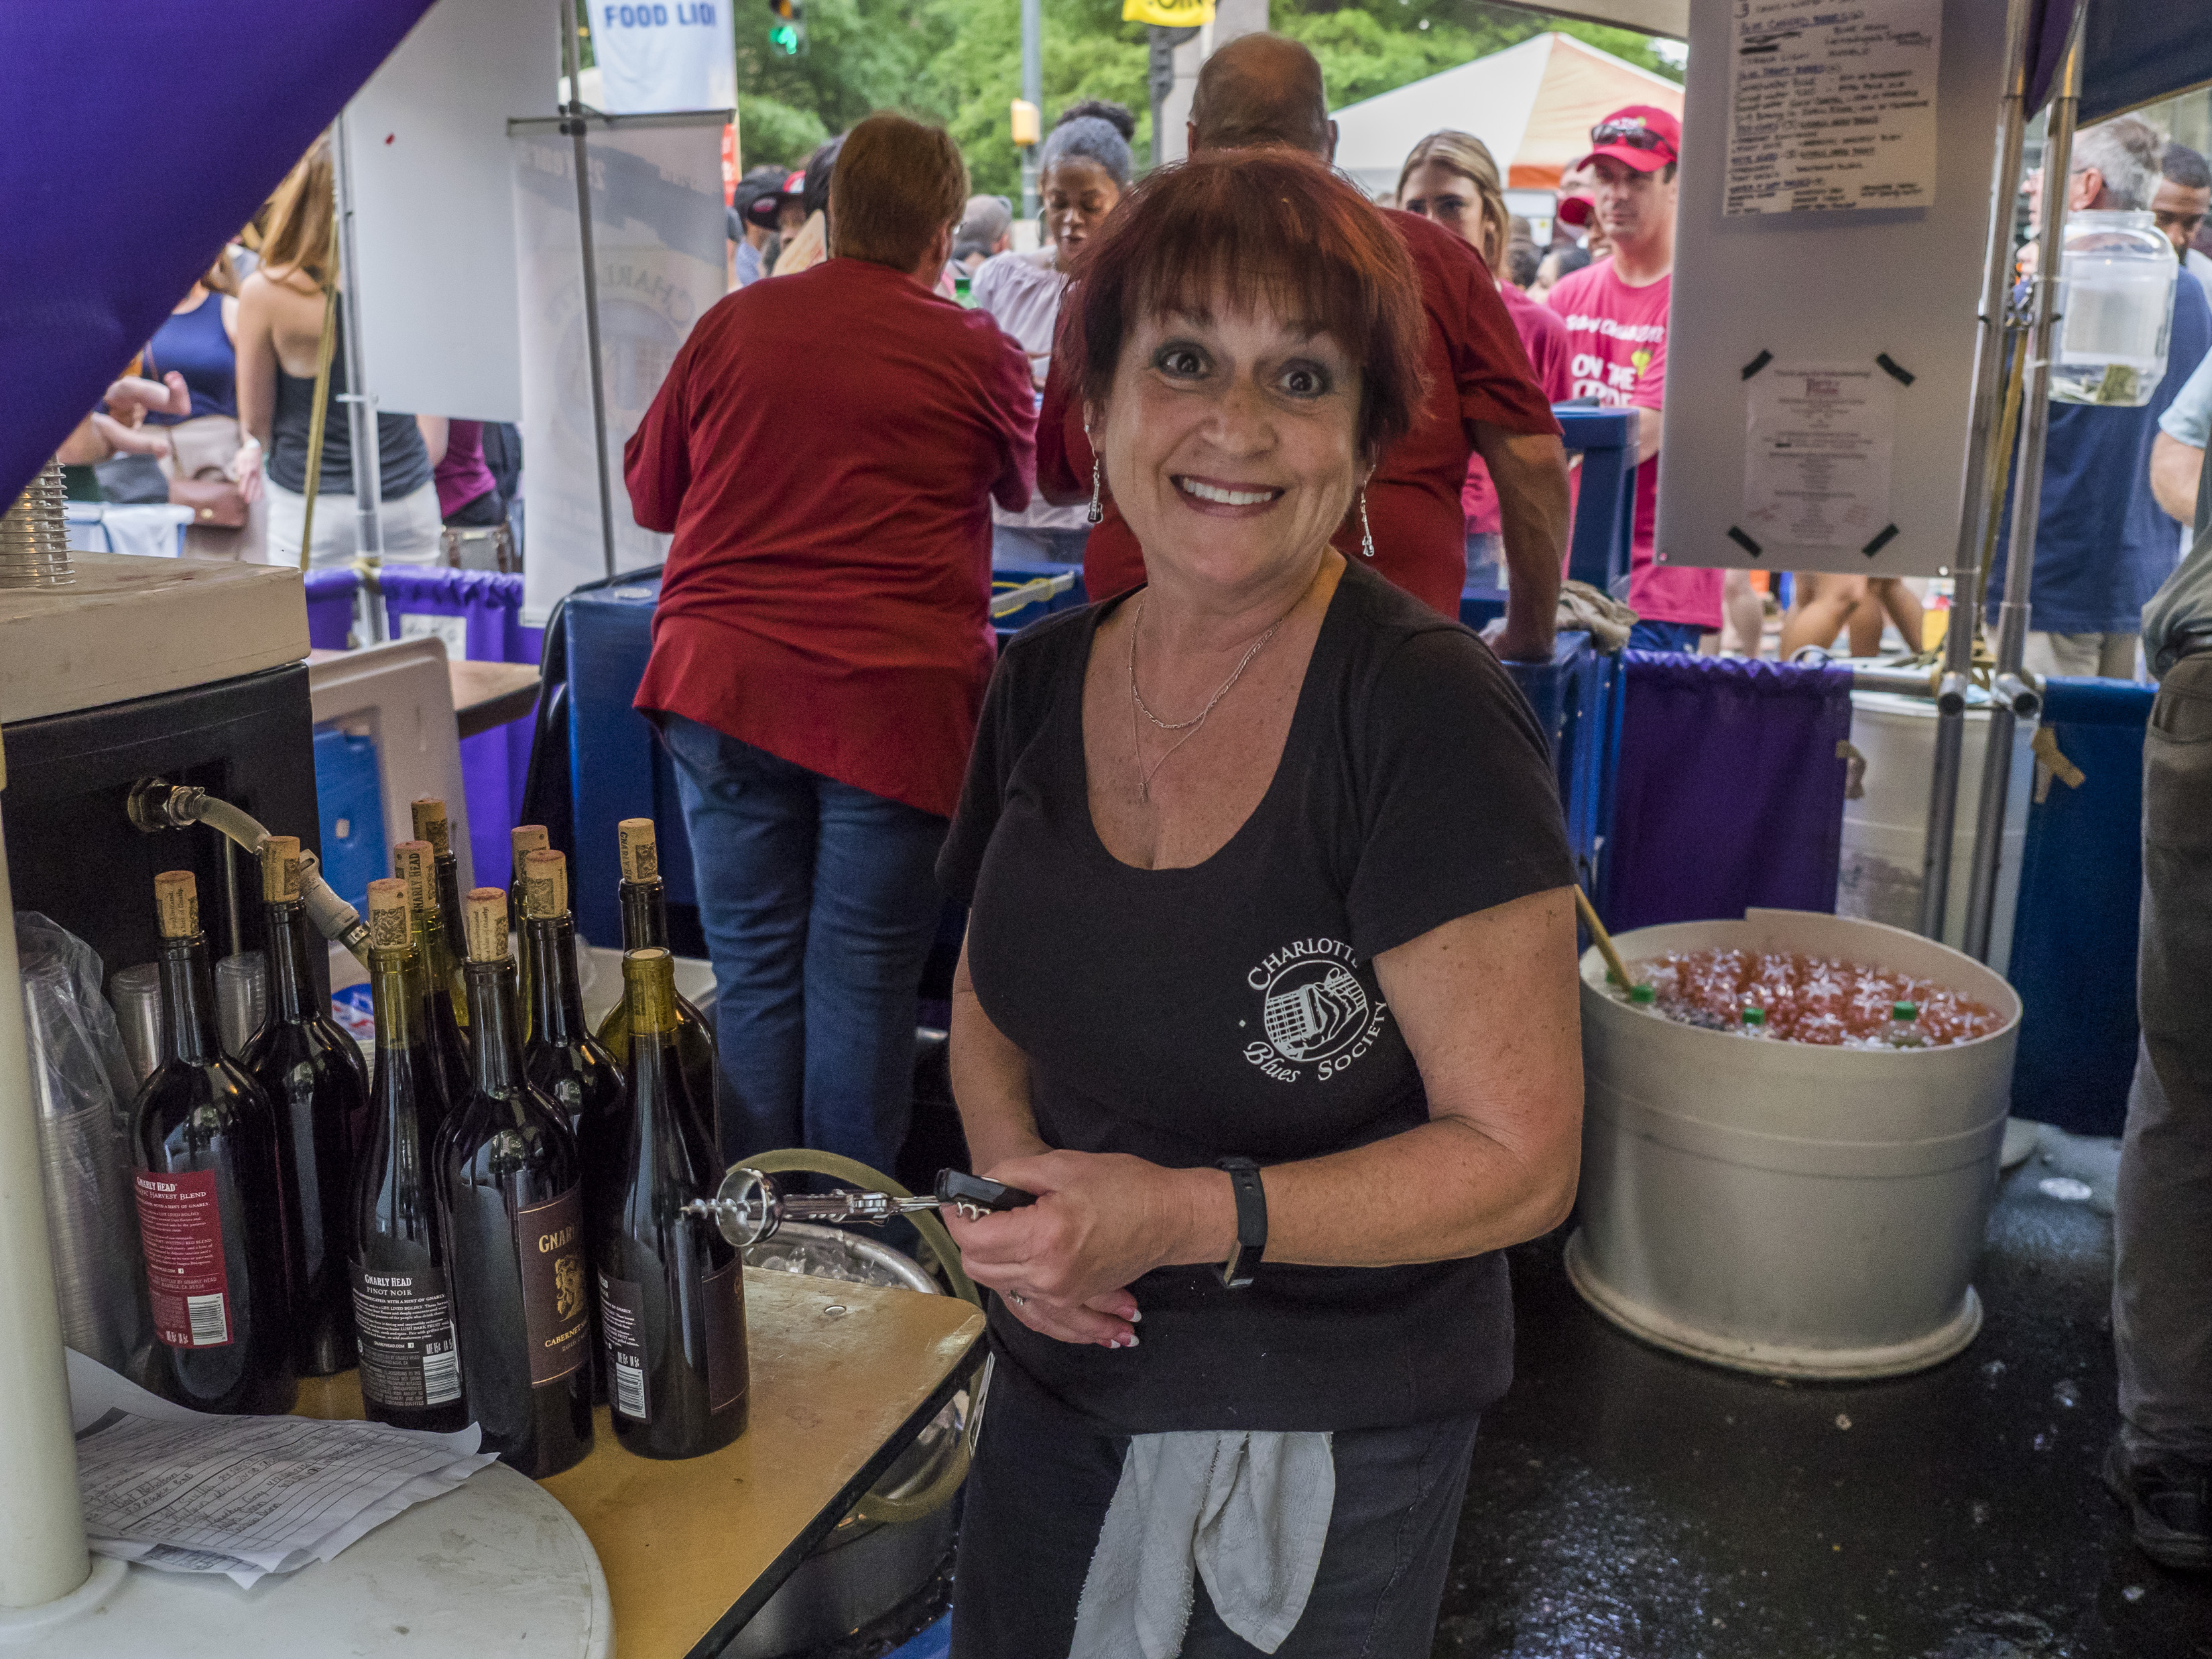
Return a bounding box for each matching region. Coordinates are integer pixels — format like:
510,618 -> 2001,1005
1917,0 -> 2034,940
0,736 -> 93,1609
1020,0 -> 1042,220
330,110 -> 385,564
562,3 -> 619,580
1961,0 -> 2086,963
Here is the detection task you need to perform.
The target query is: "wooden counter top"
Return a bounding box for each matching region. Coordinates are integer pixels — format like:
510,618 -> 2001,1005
298,1268 -> 985,1658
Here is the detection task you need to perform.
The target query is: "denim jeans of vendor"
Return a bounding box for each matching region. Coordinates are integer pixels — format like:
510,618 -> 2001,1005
1628,618 -> 1707,654
660,715 -> 946,1172
2114,651 -> 2212,1461
952,1361 -> 1481,1659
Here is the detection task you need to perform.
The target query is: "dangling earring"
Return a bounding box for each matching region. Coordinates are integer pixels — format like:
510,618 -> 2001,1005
1359,487 -> 1375,558
1085,417 -> 1105,525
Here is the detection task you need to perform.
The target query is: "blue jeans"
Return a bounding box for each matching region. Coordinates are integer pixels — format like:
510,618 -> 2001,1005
1628,618 -> 1707,654
660,715 -> 947,1173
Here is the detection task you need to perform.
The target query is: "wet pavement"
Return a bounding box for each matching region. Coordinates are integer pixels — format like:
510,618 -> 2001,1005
1438,1133 -> 2212,1658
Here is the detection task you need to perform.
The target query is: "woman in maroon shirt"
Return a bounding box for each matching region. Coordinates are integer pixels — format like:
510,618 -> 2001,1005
625,111 -> 1036,1172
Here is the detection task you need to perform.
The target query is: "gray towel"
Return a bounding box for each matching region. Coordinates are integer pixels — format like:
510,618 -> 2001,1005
1068,1430 -> 1335,1659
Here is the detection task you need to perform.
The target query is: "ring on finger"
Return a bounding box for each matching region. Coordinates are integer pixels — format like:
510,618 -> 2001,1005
1008,1292 -> 1027,1306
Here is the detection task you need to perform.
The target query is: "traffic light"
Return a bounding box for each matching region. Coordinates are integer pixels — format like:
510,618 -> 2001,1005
767,0 -> 804,55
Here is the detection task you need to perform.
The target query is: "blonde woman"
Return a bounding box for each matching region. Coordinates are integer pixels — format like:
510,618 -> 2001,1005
1398,131 -> 1571,587
236,137 -> 442,566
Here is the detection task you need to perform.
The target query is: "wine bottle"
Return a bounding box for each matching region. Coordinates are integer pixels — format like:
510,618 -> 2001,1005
439,887 -> 595,1477
411,799 -> 471,1033
350,879 -> 470,1432
593,818 -> 722,1155
510,824 -> 550,1034
131,870 -> 299,1414
593,947 -> 747,1457
239,835 -> 367,1377
395,839 -> 473,1107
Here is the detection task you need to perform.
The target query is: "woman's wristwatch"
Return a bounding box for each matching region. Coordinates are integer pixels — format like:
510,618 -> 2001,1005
1217,1158 -> 1267,1289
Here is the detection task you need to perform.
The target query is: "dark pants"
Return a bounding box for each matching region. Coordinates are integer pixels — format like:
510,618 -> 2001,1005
660,715 -> 946,1172
2115,652 -> 2212,1459
952,1359 -> 1481,1659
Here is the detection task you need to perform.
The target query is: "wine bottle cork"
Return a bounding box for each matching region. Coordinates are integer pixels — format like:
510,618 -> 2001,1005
153,870 -> 198,938
365,878 -> 412,953
622,946 -> 675,1033
511,824 -> 550,863
393,841 -> 434,918
411,797 -> 452,857
261,835 -> 302,904
463,888 -> 509,964
617,817 -> 660,883
522,848 -> 568,920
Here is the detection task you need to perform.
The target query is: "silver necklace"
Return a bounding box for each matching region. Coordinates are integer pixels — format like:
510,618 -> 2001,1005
1126,594 -> 1293,800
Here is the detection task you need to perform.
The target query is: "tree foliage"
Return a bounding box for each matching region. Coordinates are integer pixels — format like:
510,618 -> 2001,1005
729,0 -> 1682,189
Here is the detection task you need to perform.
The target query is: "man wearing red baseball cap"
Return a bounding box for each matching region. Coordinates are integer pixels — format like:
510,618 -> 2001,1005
1546,104 -> 1723,650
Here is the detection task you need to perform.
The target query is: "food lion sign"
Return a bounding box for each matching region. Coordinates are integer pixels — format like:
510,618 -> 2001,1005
592,1 -> 737,115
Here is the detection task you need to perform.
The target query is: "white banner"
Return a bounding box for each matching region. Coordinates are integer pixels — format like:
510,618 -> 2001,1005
511,118 -> 729,617
588,1 -> 736,115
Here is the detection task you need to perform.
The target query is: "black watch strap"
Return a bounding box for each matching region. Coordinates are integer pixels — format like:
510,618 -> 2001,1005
1217,1158 -> 1267,1289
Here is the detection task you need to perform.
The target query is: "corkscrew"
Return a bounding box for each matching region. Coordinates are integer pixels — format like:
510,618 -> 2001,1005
685,1167 -> 1037,1247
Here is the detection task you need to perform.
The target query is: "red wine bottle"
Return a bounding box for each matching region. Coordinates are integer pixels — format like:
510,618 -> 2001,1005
439,888 -> 594,1477
592,818 -> 722,1156
395,839 -> 472,1107
239,835 -> 365,1377
351,879 -> 469,1433
519,849 -> 623,1406
412,798 -> 471,1035
132,870 -> 299,1414
591,946 -> 747,1459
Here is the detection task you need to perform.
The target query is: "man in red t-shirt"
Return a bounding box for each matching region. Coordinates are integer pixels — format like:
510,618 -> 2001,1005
1037,34 -> 1569,659
1546,105 -> 1723,650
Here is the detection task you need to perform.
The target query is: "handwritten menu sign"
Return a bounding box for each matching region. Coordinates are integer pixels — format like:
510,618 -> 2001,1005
1725,0 -> 1942,216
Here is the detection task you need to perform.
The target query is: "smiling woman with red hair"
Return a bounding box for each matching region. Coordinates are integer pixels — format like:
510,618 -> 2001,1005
936,149 -> 1583,1659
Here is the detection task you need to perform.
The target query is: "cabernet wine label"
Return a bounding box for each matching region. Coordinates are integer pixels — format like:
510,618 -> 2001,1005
262,835 -> 303,904
516,1186 -> 591,1385
365,879 -> 412,953
394,841 -> 435,918
703,1257 -> 749,1414
411,797 -> 452,857
463,889 -> 509,963
352,1266 -> 463,1409
617,817 -> 660,883
625,948 -> 676,1034
599,1272 -> 649,1420
153,869 -> 198,938
511,824 -> 550,861
134,1169 -> 233,1348
522,849 -> 569,920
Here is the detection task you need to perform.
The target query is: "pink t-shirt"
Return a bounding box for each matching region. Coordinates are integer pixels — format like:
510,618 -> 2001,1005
1462,284 -> 1573,536
1547,259 -> 1721,629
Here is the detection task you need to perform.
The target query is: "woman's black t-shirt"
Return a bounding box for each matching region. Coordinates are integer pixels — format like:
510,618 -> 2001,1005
937,560 -> 1575,1433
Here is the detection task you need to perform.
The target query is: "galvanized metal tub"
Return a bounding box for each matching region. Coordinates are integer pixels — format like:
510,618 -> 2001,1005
1568,908 -> 2021,1379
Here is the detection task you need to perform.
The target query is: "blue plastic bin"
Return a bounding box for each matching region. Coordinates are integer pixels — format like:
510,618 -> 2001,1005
312,727 -> 387,915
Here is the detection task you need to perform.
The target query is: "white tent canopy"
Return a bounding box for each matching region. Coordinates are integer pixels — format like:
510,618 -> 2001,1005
1333,32 -> 1685,203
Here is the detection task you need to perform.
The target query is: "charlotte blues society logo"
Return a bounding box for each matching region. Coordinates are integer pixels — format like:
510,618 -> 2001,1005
1243,937 -> 1390,1081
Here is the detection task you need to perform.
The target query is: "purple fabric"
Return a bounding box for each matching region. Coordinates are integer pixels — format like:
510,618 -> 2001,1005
302,568 -> 360,651
1603,652 -> 1854,932
2026,0 -> 2076,114
379,568 -> 534,892
0,2 -> 435,505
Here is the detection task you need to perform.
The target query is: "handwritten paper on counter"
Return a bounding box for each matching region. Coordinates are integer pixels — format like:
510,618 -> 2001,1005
1725,0 -> 1943,216
66,1349 -> 496,1588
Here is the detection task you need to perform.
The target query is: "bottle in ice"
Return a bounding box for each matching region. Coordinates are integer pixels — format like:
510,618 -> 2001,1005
350,879 -> 469,1432
593,946 -> 748,1457
239,836 -> 367,1377
412,798 -> 471,1033
509,824 -> 550,1032
395,838 -> 473,1105
1884,1001 -> 1927,1049
131,870 -> 299,1414
593,817 -> 723,1156
440,887 -> 595,1477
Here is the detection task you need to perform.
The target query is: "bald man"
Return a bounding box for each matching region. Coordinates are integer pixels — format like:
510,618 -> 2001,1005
1038,34 -> 1571,658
